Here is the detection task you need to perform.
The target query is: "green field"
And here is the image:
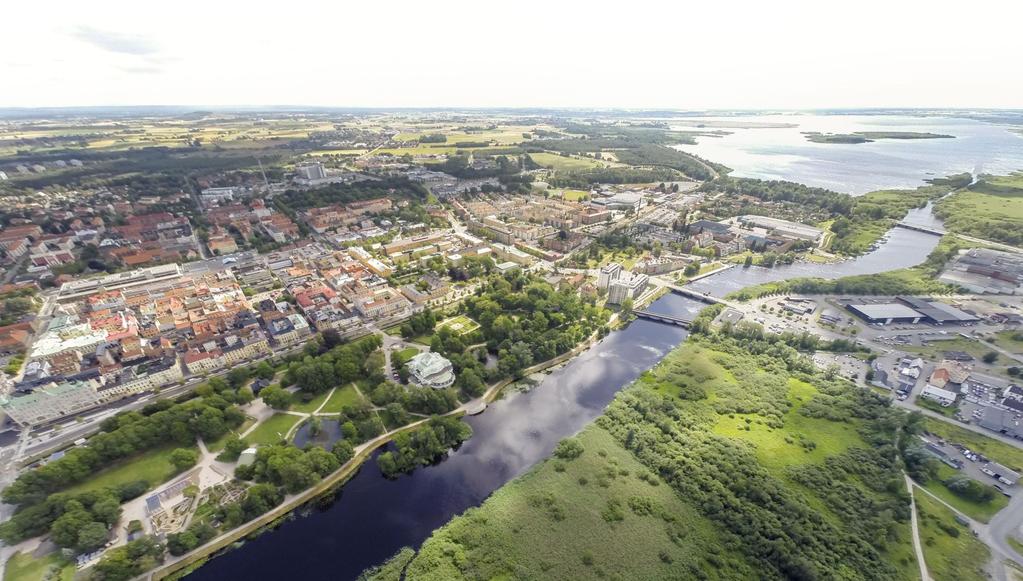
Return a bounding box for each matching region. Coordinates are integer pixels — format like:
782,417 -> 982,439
559,188 -> 591,201
435,314 -> 480,336
393,348 -> 420,367
914,491 -> 990,581
393,128 -> 533,145
246,413 -> 303,446
990,331 -> 1023,355
528,152 -> 603,171
921,464 -> 1008,523
319,384 -> 367,414
935,172 -> 1023,247
3,551 -> 75,581
396,425 -> 754,580
63,445 -> 190,495
292,390 -> 331,413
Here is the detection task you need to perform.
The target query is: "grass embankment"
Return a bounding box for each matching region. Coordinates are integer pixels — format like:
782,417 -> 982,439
991,331 -> 1023,355
63,445 -> 191,495
245,414 -> 303,446
381,425 -> 751,581
935,171 -> 1023,247
3,552 -> 75,581
914,491 -> 990,581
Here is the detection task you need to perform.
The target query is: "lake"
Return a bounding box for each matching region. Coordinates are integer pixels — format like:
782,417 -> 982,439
673,114 -> 1023,194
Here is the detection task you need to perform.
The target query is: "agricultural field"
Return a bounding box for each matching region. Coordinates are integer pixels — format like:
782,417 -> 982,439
245,413 -> 303,446
63,445 -> 193,495
394,425 -> 754,581
528,152 -> 603,171
392,126 -> 538,145
914,491 -> 990,581
435,314 -> 480,336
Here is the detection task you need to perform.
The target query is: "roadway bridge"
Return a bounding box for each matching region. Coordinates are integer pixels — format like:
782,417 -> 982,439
895,222 -> 946,236
633,310 -> 692,327
661,282 -> 732,306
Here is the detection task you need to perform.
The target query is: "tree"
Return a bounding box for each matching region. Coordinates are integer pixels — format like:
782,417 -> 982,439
219,436 -> 248,461
171,448 -> 198,472
261,385 -> 293,410
982,351 -> 999,364
76,521 -> 110,553
554,437 -> 584,460
332,440 -> 355,464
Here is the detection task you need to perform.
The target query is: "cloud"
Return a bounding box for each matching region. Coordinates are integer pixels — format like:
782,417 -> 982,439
117,65 -> 164,75
71,25 -> 158,56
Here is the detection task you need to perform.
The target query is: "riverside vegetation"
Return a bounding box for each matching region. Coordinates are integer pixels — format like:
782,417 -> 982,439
361,317 -> 928,580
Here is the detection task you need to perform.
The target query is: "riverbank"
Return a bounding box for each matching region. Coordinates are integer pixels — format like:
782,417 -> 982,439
149,314 -> 624,580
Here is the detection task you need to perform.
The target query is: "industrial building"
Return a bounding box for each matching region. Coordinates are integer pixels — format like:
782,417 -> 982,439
844,297 -> 980,325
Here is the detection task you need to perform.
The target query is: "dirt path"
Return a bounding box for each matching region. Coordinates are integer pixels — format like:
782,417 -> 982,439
905,475 -> 933,581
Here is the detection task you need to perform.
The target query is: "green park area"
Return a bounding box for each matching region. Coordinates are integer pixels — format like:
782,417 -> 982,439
435,315 -> 480,336
63,445 -> 191,496
914,491 -> 990,581
318,384 -> 367,414
245,414 -> 303,446
3,551 -> 75,581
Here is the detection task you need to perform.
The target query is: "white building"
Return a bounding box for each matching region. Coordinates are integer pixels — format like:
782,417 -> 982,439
608,273 -> 648,305
1,379 -> 103,426
295,163 -> 326,181
407,352 -> 456,389
920,384 -> 958,407
597,262 -> 622,290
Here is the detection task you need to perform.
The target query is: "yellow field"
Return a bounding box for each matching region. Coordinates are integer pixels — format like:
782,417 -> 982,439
529,152 -> 603,171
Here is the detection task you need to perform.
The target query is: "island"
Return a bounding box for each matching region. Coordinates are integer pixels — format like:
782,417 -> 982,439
804,131 -> 956,144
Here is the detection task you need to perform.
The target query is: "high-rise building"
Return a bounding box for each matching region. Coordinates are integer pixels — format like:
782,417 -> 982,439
597,262 -> 622,290
296,162 -> 326,181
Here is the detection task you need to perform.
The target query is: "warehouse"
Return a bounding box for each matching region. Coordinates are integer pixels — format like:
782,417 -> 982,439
896,297 -> 979,324
845,303 -> 923,325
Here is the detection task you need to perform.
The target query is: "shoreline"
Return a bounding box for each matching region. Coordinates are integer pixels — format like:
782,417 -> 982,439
149,314 -> 624,580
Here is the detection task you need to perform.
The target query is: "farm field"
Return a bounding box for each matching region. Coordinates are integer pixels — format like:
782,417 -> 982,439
528,152 -> 603,171
62,445 -> 192,495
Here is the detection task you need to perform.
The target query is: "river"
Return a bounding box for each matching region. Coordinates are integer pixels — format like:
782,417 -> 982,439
187,206 -> 949,580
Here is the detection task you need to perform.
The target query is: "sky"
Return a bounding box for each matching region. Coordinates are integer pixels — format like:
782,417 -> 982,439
2,0 -> 1021,110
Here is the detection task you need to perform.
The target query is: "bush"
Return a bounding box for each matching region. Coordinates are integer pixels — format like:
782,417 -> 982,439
553,437 -> 584,460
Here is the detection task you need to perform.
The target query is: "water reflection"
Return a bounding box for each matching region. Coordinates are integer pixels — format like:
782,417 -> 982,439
187,294 -> 700,581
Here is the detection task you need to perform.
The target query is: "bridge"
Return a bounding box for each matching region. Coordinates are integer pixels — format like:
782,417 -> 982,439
659,281 -> 734,306
633,310 -> 692,327
895,222 -> 946,237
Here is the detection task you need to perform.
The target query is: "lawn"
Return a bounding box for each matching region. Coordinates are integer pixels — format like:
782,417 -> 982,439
206,418 -> 256,452
921,464 -> 1008,523
3,551 -> 75,581
529,152 -> 602,171
990,331 -> 1023,355
393,348 -> 420,367
435,314 -> 480,336
319,384 -> 366,414
292,391 -> 331,413
559,188 -> 591,201
923,417 -> 1023,472
246,414 -> 303,446
914,490 -> 990,581
63,445 -> 191,495
399,425 -> 754,580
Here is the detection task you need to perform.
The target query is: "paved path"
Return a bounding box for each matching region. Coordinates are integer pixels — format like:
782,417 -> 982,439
904,475 -> 932,581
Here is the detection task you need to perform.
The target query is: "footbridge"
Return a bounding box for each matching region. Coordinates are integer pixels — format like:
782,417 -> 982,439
633,310 -> 692,327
